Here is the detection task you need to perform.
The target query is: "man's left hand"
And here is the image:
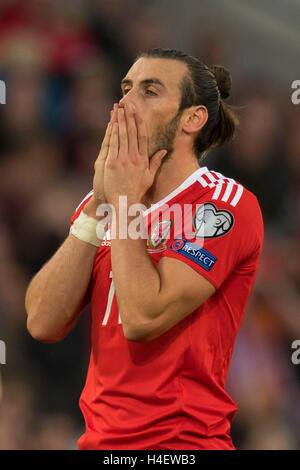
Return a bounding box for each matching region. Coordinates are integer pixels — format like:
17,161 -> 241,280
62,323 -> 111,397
103,104 -> 167,207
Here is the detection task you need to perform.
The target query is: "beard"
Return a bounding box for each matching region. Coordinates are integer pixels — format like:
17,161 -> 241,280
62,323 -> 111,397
148,109 -> 183,162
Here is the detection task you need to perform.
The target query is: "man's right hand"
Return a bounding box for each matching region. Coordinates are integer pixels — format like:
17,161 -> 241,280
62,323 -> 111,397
84,103 -> 119,219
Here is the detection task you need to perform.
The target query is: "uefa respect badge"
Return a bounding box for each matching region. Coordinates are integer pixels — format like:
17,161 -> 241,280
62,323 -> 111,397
170,239 -> 217,271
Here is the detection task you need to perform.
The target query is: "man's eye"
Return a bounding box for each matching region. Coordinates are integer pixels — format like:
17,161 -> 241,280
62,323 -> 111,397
146,89 -> 157,96
123,88 -> 130,95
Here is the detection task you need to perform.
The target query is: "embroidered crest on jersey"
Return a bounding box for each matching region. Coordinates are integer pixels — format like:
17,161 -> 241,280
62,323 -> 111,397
191,203 -> 234,239
148,219 -> 173,253
170,239 -> 217,271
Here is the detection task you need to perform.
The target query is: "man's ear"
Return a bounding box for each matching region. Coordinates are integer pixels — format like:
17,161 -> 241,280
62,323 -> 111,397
182,106 -> 208,135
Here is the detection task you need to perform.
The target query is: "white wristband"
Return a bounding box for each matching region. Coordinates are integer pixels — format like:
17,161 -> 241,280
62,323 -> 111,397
70,211 -> 107,247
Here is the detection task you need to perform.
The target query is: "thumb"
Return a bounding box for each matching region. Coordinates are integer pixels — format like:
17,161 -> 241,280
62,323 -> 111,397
149,149 -> 168,178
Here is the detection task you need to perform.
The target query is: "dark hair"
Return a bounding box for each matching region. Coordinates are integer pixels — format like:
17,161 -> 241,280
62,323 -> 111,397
136,48 -> 239,161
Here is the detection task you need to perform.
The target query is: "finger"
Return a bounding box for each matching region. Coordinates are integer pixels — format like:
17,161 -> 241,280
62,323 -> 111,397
118,107 -> 128,156
135,109 -> 148,159
149,149 -> 168,180
99,104 -> 119,160
125,104 -> 138,156
99,121 -> 113,160
111,103 -> 119,124
106,122 -> 119,163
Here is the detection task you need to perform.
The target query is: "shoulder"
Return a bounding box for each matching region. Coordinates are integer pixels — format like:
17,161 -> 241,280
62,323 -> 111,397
191,168 -> 264,250
193,168 -> 262,217
191,168 -> 253,207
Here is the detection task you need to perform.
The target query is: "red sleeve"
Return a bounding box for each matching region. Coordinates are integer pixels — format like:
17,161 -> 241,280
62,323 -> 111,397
70,190 -> 94,227
162,190 -> 264,289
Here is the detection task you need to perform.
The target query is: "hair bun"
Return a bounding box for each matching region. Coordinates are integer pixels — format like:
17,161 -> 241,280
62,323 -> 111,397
209,65 -> 232,99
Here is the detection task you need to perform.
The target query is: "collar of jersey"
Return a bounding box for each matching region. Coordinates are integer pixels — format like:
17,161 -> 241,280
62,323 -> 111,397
143,166 -> 208,216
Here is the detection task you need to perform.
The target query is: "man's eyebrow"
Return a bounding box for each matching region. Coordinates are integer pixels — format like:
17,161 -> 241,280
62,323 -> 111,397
121,78 -> 165,88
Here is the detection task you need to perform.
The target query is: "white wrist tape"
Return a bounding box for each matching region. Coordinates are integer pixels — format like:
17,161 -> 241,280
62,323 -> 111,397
70,211 -> 106,247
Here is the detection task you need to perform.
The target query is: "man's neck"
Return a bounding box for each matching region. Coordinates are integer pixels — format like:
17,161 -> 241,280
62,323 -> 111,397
143,147 -> 200,207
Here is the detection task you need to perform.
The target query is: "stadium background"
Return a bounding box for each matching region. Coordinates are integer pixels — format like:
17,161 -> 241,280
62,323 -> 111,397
0,0 -> 299,449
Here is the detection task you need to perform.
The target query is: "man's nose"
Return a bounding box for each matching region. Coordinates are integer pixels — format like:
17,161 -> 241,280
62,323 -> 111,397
119,89 -> 136,109
118,94 -> 128,108
118,99 -> 124,108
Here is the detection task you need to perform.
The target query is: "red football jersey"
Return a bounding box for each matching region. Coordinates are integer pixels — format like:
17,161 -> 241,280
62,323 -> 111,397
70,166 -> 264,450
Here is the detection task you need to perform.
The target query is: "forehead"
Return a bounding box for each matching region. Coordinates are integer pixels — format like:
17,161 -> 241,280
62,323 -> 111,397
125,57 -> 188,94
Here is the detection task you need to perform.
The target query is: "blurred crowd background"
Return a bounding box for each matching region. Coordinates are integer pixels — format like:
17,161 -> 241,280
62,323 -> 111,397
0,0 -> 299,450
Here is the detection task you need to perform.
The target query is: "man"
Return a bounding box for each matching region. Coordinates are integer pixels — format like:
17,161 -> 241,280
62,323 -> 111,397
25,49 -> 264,450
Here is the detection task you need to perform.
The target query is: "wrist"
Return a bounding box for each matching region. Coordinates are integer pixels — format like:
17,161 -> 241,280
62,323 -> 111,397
109,196 -> 143,211
70,211 -> 107,247
83,196 -> 107,221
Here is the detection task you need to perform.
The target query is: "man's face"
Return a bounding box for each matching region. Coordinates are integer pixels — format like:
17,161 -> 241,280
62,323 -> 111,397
119,57 -> 188,158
